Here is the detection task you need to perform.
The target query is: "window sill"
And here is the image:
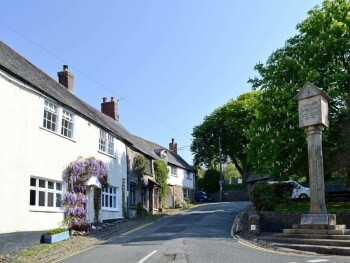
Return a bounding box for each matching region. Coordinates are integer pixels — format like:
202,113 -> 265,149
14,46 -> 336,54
98,150 -> 116,159
40,126 -> 76,142
101,208 -> 119,212
30,207 -> 65,213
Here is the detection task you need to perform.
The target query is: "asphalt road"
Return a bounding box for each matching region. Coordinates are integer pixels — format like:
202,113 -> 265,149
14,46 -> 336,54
60,202 -> 349,263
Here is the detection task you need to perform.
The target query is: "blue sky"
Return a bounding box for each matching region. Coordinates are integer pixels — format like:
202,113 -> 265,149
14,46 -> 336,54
1,0 -> 322,164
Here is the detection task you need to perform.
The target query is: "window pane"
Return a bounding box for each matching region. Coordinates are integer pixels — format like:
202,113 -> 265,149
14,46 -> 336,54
109,188 -> 112,193
30,178 -> 36,187
56,193 -> 62,207
48,192 -> 54,207
48,181 -> 54,189
110,196 -> 112,207
101,194 -> 105,206
39,191 -> 45,206
39,180 -> 45,188
56,183 -> 62,190
105,195 -> 108,207
113,196 -> 116,208
30,190 -> 36,205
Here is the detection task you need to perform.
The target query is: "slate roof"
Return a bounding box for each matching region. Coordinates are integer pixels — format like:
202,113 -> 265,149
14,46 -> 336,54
133,136 -> 195,172
0,40 -> 134,144
244,173 -> 270,184
0,40 -> 195,172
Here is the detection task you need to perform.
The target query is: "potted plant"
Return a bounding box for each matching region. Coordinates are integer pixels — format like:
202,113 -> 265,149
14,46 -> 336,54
42,228 -> 69,244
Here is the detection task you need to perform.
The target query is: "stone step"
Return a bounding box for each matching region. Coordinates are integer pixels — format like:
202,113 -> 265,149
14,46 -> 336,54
259,236 -> 350,247
292,224 -> 346,230
275,233 -> 350,240
284,228 -> 350,235
270,242 -> 350,256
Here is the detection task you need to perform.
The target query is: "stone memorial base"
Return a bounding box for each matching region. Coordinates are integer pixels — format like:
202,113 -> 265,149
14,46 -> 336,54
282,214 -> 348,237
300,214 -> 336,226
264,214 -> 350,254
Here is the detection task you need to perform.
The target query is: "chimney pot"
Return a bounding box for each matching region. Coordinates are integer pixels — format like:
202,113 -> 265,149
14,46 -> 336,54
101,96 -> 119,121
169,138 -> 177,154
58,65 -> 74,93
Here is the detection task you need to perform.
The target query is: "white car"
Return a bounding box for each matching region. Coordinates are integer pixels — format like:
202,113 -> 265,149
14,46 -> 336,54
269,180 -> 310,199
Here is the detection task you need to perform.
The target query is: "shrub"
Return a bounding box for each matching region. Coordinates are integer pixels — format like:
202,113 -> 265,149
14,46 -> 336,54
248,181 -> 278,211
136,202 -> 148,217
273,182 -> 294,203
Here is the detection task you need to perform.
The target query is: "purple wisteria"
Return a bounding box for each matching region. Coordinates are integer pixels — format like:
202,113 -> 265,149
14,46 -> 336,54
62,157 -> 108,228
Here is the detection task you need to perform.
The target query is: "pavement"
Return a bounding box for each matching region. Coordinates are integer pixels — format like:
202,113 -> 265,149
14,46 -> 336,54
0,209 -> 181,263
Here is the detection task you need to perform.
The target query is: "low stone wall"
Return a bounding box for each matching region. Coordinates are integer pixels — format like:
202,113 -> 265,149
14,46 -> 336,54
244,211 -> 350,233
258,212 -> 302,232
211,190 -> 249,202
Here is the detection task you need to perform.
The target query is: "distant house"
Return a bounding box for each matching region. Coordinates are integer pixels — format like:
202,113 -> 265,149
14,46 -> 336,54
244,173 -> 270,187
0,40 -> 195,233
132,138 -> 196,208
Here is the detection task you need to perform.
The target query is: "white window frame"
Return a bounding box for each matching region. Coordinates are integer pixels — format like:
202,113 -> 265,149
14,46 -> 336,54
99,129 -> 115,156
42,99 -> 75,140
43,100 -> 58,132
29,177 -> 64,212
99,129 -> 107,152
186,171 -> 192,180
184,188 -> 189,199
61,109 -> 74,138
101,186 -> 119,211
107,133 -> 114,155
171,166 -> 178,177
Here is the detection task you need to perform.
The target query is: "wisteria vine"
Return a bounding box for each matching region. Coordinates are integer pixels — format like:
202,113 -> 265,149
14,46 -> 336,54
62,157 -> 108,228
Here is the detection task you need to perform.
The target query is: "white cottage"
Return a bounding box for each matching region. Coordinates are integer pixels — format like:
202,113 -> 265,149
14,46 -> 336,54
0,41 -> 132,233
130,137 -> 196,207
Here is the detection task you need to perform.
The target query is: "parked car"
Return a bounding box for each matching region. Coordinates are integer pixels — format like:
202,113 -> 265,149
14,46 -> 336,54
195,191 -> 213,202
269,180 -> 310,199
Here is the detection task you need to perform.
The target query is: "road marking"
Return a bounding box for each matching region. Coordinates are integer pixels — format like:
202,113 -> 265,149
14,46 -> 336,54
306,260 -> 330,262
138,250 -> 157,263
55,222 -> 156,262
120,222 -> 154,236
233,235 -> 312,257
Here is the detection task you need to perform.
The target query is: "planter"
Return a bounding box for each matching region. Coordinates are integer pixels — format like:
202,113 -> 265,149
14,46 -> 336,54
43,230 -> 69,244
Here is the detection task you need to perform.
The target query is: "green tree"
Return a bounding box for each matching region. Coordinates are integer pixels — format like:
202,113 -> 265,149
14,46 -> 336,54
197,169 -> 220,193
222,162 -> 241,184
191,92 -> 260,182
247,0 -> 350,182
154,160 -> 169,206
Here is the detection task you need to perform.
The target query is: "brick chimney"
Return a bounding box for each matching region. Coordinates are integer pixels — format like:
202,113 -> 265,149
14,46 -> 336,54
169,138 -> 177,154
57,65 -> 74,93
101,97 -> 119,121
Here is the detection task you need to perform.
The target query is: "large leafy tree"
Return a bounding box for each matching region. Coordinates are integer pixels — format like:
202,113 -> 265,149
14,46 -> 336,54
247,0 -> 350,181
191,92 -> 260,182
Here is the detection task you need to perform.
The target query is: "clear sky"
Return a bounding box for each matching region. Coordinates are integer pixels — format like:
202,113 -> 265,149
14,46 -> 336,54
1,0 -> 322,164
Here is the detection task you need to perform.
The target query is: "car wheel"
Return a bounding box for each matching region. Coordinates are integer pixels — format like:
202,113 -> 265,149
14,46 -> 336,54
299,194 -> 308,199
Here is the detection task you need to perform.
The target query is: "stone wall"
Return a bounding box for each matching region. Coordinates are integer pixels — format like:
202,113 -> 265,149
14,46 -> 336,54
253,211 -> 350,233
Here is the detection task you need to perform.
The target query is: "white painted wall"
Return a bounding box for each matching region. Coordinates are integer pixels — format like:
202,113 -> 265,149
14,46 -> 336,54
0,70 -> 127,233
166,165 -> 194,189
